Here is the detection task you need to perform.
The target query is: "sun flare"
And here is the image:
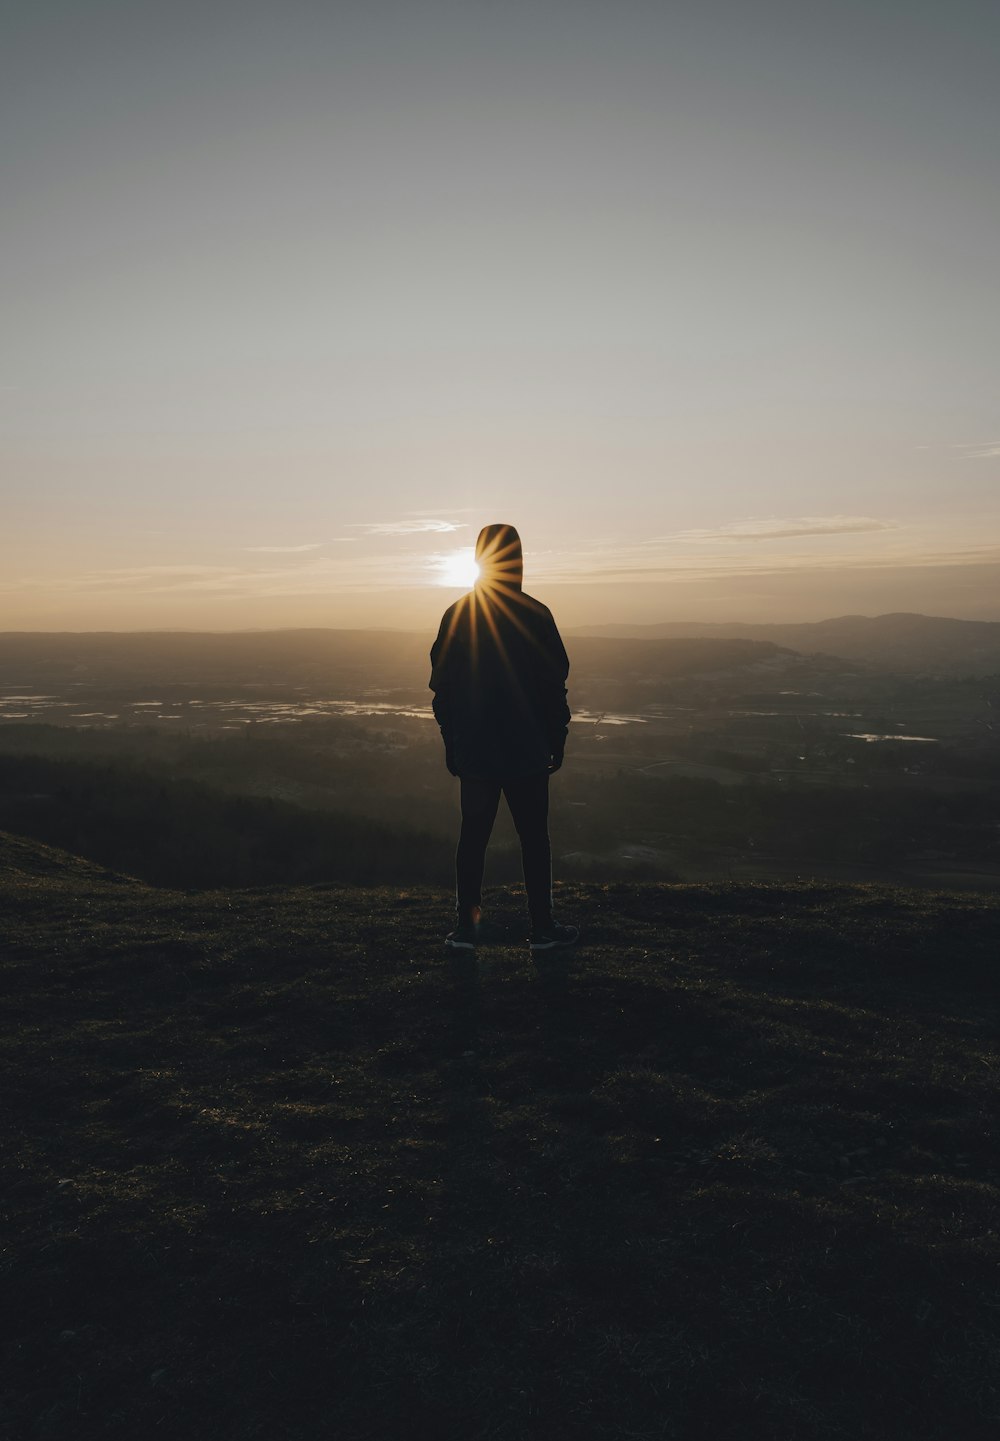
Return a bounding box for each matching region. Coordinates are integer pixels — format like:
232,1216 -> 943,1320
436,548 -> 480,588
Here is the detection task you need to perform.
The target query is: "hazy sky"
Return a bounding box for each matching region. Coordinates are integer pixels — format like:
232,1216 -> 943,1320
3,0 -> 999,630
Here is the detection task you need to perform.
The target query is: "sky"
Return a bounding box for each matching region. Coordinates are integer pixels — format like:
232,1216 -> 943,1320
3,0 -> 999,631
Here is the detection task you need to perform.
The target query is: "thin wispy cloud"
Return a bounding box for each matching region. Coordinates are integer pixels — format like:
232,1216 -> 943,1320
531,540 -> 1000,586
403,508 -> 480,517
954,442 -> 1000,460
2,550 -> 432,600
242,542 -> 326,553
359,519 -> 464,536
6,537 -> 1000,606
4,511 -> 994,611
649,516 -> 894,545
73,566 -> 237,593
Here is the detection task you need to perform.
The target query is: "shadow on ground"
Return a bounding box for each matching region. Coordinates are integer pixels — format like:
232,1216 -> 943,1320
2,832 -> 998,1440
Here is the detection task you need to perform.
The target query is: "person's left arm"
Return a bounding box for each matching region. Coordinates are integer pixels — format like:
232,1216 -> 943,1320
537,610 -> 571,770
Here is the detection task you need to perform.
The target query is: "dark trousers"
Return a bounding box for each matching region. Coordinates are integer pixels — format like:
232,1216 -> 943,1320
456,773 -> 551,927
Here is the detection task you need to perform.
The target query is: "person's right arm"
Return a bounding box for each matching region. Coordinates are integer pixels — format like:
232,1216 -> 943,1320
429,609 -> 458,775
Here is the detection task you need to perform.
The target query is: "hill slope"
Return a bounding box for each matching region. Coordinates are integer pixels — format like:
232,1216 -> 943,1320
0,626 -> 791,696
573,612 -> 1000,674
3,832 -> 999,1440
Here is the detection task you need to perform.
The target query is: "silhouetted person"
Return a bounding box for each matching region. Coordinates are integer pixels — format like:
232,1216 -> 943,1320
430,523 -> 578,953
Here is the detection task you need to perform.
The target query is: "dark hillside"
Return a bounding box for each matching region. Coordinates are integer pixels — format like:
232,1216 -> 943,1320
2,833 -> 999,1440
0,628 -> 431,691
0,751 -> 452,888
572,612 -> 1000,675
0,627 -> 791,698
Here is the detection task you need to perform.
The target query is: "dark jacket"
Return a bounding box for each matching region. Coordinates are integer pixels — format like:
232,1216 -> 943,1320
429,587 -> 571,779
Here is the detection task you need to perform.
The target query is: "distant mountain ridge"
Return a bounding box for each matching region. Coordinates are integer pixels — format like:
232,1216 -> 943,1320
0,627 -> 794,693
571,612 -> 1000,674
2,614 -> 999,683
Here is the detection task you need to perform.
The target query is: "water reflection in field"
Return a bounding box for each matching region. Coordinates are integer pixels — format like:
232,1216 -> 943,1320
0,693 -> 942,747
0,693 -> 655,728
846,733 -> 939,743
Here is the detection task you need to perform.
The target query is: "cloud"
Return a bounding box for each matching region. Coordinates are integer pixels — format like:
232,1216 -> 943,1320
954,441 -> 1000,460
403,507 -> 480,516
359,519 -> 464,536
649,516 -> 895,545
530,541 -> 1000,587
242,542 -> 326,553
72,566 -> 238,593
728,516 -> 894,542
0,549 -> 434,601
4,518 -> 995,608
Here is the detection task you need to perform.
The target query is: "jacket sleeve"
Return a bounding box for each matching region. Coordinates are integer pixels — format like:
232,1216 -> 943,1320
538,611 -> 571,757
429,611 -> 456,758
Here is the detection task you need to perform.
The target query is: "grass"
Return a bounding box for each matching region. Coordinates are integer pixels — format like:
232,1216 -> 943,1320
2,829 -> 999,1440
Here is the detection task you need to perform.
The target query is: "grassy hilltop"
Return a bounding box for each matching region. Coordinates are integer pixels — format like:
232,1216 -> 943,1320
2,832 -> 999,1440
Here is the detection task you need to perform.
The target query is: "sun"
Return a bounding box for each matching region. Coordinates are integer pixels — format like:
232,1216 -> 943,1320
436,548 -> 480,588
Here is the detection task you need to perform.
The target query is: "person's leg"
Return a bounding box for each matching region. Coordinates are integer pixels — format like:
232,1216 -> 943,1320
503,773 -> 552,929
456,777 -> 502,925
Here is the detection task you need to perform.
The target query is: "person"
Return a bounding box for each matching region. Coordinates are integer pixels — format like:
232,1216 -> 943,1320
429,522 -> 578,954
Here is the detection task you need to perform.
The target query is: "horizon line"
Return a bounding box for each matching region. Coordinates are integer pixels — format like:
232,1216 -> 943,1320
3,610 -> 1000,639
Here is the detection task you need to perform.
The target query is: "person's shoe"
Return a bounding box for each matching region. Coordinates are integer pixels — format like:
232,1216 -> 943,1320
444,921 -> 478,952
529,921 -> 579,954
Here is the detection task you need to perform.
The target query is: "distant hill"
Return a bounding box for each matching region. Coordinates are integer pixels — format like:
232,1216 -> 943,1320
571,612 -> 1000,675
3,829 -> 998,1441
567,634 -> 793,677
0,627 -> 795,695
5,616 -> 996,691
0,627 -> 433,691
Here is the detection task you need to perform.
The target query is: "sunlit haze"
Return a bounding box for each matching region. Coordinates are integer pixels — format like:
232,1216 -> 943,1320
436,549 -> 480,590
3,1 -> 999,631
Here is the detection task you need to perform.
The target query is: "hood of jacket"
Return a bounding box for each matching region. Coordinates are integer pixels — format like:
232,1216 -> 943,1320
474,522 -> 523,593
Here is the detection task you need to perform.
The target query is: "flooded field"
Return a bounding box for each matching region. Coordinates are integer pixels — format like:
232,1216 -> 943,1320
1,677 -> 996,894
845,732 -> 939,743
0,691 -> 664,731
0,691 -> 951,740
